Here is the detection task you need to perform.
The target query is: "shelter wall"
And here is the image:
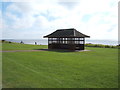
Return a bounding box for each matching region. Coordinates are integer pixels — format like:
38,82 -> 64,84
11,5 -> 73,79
48,37 -> 85,50
48,44 -> 84,50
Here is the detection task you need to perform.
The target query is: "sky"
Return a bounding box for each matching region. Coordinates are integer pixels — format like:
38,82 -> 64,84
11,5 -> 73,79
0,0 -> 119,40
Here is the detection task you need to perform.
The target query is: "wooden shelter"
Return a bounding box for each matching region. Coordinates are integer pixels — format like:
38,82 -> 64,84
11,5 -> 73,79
44,28 -> 90,50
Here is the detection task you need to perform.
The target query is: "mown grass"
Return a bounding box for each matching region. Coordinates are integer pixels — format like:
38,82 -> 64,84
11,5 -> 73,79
2,42 -> 47,50
2,42 -> 118,88
0,42 -> 2,89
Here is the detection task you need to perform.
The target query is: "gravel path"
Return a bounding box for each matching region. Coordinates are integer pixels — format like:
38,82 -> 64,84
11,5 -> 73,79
0,49 -> 91,52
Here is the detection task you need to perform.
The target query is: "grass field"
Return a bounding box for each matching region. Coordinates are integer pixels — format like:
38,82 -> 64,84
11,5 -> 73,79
2,42 -> 118,88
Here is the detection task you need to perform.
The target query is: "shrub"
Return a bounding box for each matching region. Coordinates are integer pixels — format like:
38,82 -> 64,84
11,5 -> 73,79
85,43 -> 119,49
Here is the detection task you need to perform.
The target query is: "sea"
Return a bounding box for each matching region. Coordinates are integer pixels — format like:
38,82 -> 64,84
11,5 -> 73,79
3,39 -> 119,46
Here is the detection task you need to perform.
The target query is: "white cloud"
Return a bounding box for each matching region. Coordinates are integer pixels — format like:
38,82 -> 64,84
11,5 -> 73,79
0,11 -> 2,29
2,0 -> 118,40
0,11 -> 2,39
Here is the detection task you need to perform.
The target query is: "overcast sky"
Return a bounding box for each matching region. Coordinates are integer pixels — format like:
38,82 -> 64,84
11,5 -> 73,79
0,0 -> 119,40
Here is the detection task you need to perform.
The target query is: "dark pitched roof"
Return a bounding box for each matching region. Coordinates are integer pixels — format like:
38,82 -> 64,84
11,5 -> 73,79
44,28 -> 90,38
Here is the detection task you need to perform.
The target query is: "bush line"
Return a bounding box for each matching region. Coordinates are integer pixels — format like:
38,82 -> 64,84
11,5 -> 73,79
85,43 -> 120,49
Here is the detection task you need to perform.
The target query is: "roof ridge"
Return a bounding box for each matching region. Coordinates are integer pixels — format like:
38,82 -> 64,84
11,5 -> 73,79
57,28 -> 75,30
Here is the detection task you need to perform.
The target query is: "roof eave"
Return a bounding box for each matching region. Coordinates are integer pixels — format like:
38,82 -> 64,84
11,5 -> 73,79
43,36 -> 49,38
85,36 -> 90,38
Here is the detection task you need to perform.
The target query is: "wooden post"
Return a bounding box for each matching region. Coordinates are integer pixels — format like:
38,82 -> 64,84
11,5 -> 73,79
83,38 -> 85,44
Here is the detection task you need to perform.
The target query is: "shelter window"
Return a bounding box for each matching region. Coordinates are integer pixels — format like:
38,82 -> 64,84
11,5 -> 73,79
80,38 -> 84,40
80,41 -> 84,44
49,41 -> 52,44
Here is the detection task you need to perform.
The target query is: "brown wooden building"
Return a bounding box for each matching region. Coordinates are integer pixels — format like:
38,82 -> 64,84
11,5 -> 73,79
44,28 -> 90,50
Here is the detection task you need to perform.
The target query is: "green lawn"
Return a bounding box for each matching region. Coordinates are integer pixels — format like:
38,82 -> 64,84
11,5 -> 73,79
0,43 -> 2,89
2,43 -> 47,50
2,43 -> 118,88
